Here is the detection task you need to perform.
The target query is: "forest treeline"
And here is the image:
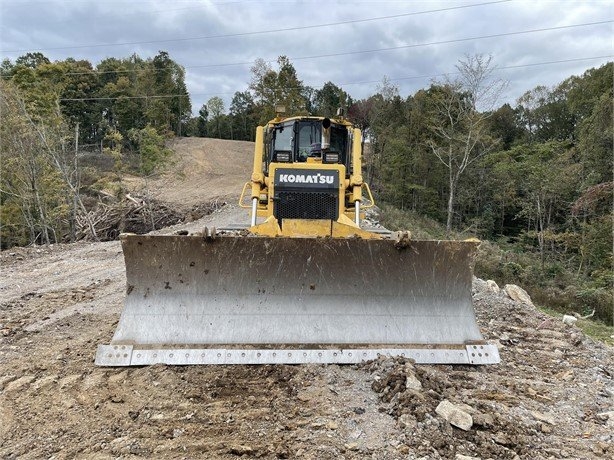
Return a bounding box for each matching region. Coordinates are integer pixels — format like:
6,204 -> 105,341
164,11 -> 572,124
0,52 -> 612,322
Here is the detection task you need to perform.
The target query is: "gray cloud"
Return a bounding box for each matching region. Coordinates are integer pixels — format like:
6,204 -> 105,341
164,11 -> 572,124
1,0 -> 611,114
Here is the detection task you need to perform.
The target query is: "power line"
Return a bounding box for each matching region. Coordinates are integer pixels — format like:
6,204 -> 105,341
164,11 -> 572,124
3,19 -> 610,80
338,56 -> 614,86
60,94 -> 196,101
289,20 -> 613,62
0,0 -> 512,53
56,55 -> 612,102
182,20 -> 613,69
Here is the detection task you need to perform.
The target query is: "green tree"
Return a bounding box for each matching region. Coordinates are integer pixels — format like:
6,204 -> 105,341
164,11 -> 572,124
312,82 -> 352,117
149,51 -> 191,135
572,182 -> 613,275
566,62 -> 613,122
94,52 -> 191,138
249,56 -> 307,123
206,96 -> 225,138
366,77 -> 405,186
15,52 -> 50,69
57,58 -> 102,144
229,91 -> 255,140
508,142 -> 580,267
577,90 -> 613,186
517,84 -> 575,143
0,80 -> 77,246
404,89 -> 448,218
128,125 -> 172,176
485,103 -> 523,150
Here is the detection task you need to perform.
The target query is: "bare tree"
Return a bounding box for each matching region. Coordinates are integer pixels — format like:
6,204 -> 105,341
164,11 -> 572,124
428,54 -> 508,235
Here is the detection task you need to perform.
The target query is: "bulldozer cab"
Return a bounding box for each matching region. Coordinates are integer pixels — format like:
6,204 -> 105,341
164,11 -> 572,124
268,118 -> 349,168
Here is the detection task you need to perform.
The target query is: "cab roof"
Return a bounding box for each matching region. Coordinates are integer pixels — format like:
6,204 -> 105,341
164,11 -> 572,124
267,115 -> 353,128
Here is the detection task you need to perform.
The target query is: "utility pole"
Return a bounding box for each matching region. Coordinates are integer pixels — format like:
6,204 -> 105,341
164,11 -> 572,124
177,96 -> 182,137
71,123 -> 79,242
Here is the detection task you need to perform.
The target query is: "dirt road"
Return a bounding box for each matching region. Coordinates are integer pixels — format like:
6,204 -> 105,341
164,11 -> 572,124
1,138 -> 612,459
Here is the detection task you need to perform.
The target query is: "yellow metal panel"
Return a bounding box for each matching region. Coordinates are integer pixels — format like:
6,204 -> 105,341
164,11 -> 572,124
350,128 -> 363,186
333,216 -> 382,239
249,216 -> 282,236
250,216 -> 381,239
251,126 -> 265,198
281,219 -> 332,237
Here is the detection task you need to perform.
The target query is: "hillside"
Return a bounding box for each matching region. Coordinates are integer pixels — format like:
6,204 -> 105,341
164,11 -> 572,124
148,137 -> 255,208
0,138 -> 613,460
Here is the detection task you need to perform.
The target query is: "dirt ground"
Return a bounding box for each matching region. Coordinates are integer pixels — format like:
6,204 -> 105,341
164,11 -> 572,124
1,138 -> 613,459
139,136 -> 255,209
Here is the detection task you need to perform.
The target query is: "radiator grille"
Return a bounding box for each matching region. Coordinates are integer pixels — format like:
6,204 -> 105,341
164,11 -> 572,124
275,191 -> 338,221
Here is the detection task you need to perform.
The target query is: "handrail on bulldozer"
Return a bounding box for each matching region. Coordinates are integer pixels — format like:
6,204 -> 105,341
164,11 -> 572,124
238,181 -> 251,208
361,182 -> 376,209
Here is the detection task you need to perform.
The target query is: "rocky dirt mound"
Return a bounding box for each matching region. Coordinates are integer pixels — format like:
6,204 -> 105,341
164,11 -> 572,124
364,279 -> 614,459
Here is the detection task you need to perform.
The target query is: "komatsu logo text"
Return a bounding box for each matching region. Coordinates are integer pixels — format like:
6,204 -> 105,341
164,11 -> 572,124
279,173 -> 334,184
274,168 -> 338,189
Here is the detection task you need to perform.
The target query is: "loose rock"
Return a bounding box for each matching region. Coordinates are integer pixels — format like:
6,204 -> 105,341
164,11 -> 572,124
504,284 -> 534,306
486,279 -> 500,294
562,315 -> 578,326
435,400 -> 473,431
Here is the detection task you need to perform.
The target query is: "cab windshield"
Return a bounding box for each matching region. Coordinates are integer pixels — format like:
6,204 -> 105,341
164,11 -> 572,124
270,119 -> 348,164
297,122 -> 322,161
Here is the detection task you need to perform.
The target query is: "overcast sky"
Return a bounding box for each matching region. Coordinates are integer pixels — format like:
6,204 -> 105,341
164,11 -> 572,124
1,0 -> 612,115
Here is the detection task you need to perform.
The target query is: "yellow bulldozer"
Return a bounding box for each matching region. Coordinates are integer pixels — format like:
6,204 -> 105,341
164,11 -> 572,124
96,109 -> 499,366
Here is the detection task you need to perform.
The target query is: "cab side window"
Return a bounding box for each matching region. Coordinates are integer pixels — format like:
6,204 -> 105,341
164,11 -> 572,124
330,126 -> 348,163
272,124 -> 293,162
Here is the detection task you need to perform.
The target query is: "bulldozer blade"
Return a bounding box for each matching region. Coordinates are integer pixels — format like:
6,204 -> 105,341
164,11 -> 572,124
96,234 -> 499,366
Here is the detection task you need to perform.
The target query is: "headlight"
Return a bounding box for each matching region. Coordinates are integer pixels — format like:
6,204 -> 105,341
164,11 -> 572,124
323,152 -> 339,164
275,152 -> 291,162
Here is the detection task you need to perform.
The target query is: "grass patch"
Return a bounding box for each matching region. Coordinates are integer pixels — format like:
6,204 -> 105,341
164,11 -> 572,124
378,204 -> 450,239
536,304 -> 614,346
576,318 -> 614,346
